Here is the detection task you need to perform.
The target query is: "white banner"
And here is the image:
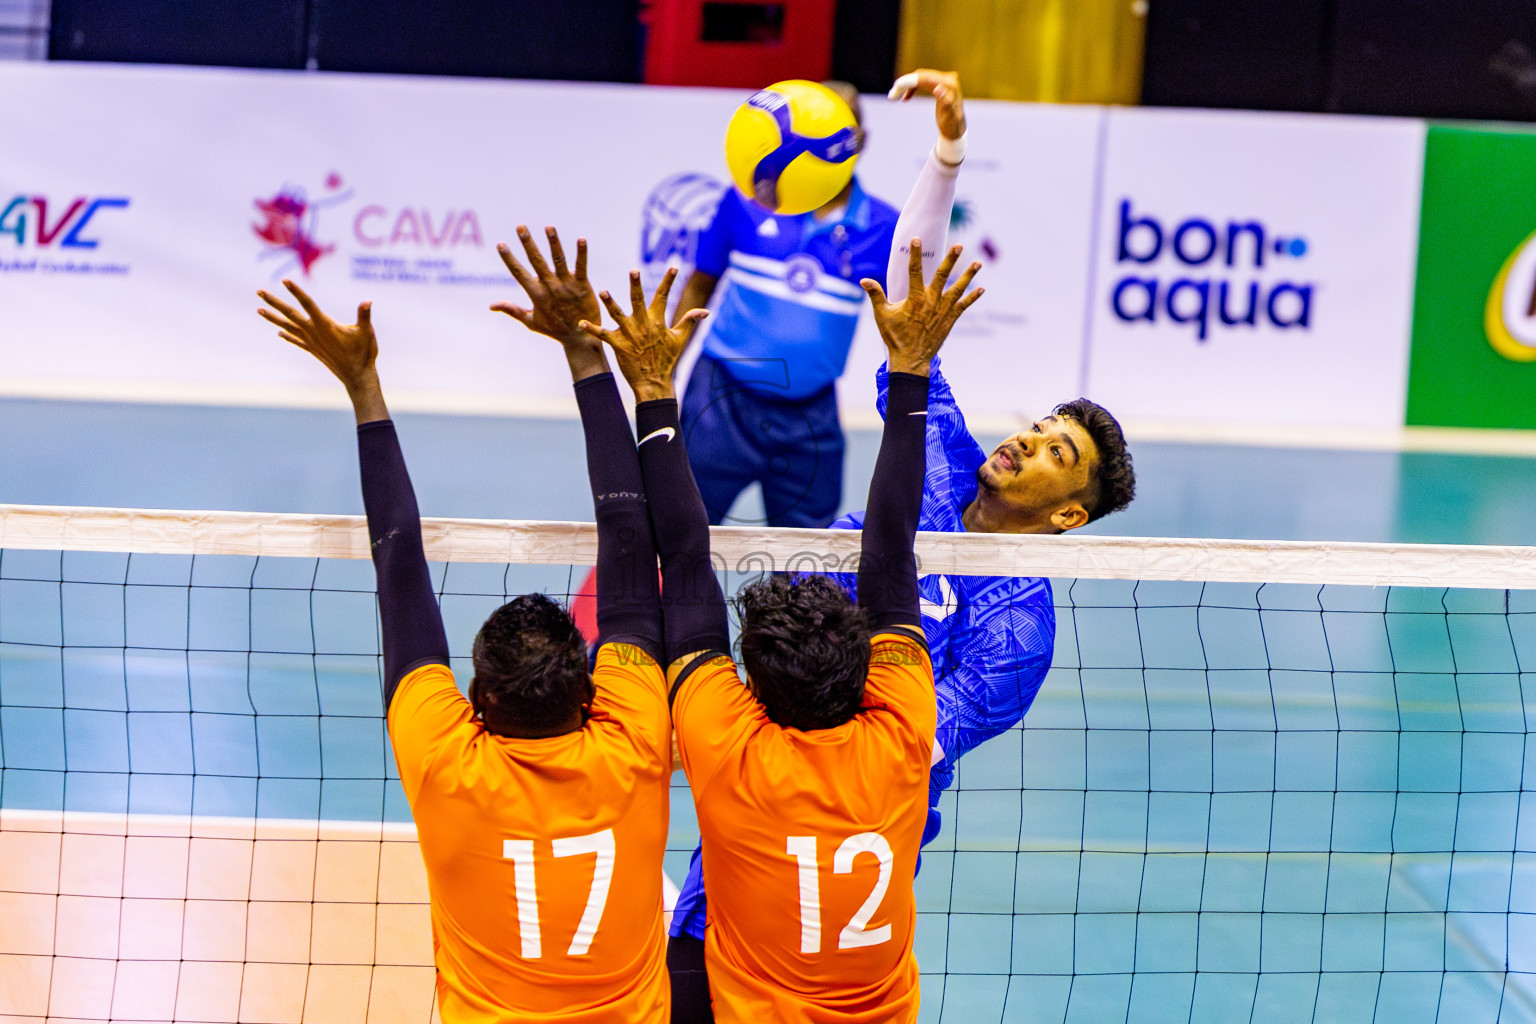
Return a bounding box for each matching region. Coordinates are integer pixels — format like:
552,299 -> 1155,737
1082,107 -> 1426,434
0,63 -> 1428,439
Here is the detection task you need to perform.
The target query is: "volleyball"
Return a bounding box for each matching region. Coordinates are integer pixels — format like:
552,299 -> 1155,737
724,79 -> 861,216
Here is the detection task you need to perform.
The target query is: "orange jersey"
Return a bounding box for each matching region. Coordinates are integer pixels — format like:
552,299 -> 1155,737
673,631 -> 936,1023
387,644 -> 672,1023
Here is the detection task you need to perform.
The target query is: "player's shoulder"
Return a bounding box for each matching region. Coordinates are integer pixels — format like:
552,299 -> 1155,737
594,641 -> 665,677
671,650 -> 742,705
391,661 -> 459,706
869,628 -> 932,672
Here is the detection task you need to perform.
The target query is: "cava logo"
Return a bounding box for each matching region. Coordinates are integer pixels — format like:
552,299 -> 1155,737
256,173 -> 497,287
353,206 -> 483,248
1110,199 -> 1314,342
1485,229 -> 1536,361
254,175 -> 350,278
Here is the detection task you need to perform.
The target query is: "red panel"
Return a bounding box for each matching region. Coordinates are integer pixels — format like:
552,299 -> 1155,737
643,0 -> 836,89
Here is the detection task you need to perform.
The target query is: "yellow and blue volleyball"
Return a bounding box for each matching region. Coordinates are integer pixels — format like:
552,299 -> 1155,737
724,80 -> 861,216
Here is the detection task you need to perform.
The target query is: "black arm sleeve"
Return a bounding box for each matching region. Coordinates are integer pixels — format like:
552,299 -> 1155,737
857,371 -> 929,630
575,373 -> 663,664
358,420 -> 452,708
633,399 -> 731,663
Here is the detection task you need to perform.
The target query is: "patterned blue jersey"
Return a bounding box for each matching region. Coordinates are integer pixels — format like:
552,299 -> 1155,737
692,181 -> 898,399
669,360 -> 1057,940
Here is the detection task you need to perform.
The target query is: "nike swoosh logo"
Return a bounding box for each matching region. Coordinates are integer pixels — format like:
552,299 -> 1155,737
640,426 -> 676,445
909,411 -> 928,416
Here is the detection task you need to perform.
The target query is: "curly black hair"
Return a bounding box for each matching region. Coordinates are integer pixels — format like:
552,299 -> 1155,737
470,593 -> 593,735
1054,398 -> 1135,522
736,574 -> 872,731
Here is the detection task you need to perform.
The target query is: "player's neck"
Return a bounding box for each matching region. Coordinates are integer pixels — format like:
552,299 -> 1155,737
813,180 -> 855,221
480,708 -> 586,739
962,494 -> 1059,535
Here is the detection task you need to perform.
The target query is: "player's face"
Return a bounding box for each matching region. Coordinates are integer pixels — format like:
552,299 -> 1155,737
977,416 -> 1099,531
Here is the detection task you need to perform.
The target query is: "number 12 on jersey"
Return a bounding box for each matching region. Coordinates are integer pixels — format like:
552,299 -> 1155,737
786,832 -> 894,954
502,829 -> 616,959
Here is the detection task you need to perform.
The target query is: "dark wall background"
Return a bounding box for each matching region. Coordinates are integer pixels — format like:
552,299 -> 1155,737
46,0 -> 1536,121
47,0 -> 903,93
1143,0 -> 1536,121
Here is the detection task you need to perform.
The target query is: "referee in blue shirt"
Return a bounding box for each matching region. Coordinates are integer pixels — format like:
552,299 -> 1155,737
670,82 -> 899,528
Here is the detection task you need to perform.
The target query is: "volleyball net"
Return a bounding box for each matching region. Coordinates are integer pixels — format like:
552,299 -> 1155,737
1,504 -> 1535,1024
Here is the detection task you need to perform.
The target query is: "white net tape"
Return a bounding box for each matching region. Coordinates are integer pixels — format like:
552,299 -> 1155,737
2,503 -> 1535,589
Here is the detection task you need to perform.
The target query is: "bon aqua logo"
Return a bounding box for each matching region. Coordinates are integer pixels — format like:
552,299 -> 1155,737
1109,199 -> 1315,342
1483,228 -> 1536,362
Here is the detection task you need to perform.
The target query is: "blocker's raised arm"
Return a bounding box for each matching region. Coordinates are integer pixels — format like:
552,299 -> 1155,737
495,226 -> 664,661
257,282 -> 449,705
579,269 -> 729,672
857,241 -> 983,630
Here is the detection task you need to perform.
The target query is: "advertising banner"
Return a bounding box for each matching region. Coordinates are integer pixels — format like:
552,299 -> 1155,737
0,62 -> 1447,439
1407,123 -> 1536,430
0,61 -> 1095,428
1082,108 -> 1427,433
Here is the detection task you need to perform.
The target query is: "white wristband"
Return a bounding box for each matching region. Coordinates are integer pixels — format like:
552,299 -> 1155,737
935,131 -> 967,166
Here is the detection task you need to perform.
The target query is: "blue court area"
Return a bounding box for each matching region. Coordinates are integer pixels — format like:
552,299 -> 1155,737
4,396 -> 1536,1023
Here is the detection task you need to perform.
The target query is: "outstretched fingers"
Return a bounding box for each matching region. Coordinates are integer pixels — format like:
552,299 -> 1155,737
627,270 -> 648,319
956,286 -> 985,313
674,306 -> 709,343
573,237 -> 588,283
942,259 -> 983,304
489,301 -> 534,328
257,305 -> 305,338
543,227 -> 571,279
928,245 -> 964,295
597,289 -> 629,329
905,237 -> 925,294
649,266 -> 678,321
860,278 -> 890,313
938,285 -> 985,335
516,225 -> 554,281
496,242 -> 536,293
258,289 -> 307,330
282,278 -> 325,323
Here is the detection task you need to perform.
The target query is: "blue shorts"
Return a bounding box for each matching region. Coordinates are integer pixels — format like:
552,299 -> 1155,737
680,353 -> 844,529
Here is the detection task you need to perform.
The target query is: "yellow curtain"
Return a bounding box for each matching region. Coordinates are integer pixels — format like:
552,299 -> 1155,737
897,0 -> 1147,104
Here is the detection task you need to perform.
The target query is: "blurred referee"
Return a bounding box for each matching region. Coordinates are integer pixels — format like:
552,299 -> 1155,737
670,82 -> 899,528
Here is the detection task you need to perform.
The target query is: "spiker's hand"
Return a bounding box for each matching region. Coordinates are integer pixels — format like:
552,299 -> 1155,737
888,69 -> 966,142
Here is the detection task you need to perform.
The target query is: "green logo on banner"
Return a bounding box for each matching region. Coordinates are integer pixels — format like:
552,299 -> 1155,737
1408,124 -> 1536,428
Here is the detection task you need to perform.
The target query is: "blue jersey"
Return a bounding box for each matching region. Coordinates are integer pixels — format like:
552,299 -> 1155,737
692,181 -> 897,399
669,360 -> 1057,940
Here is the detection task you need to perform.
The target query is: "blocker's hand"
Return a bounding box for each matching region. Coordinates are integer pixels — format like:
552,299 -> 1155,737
888,68 -> 965,142
259,280 -> 377,390
492,225 -> 609,380
862,239 -> 982,376
493,225 -> 602,343
258,279 -> 388,422
578,267 -> 707,403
